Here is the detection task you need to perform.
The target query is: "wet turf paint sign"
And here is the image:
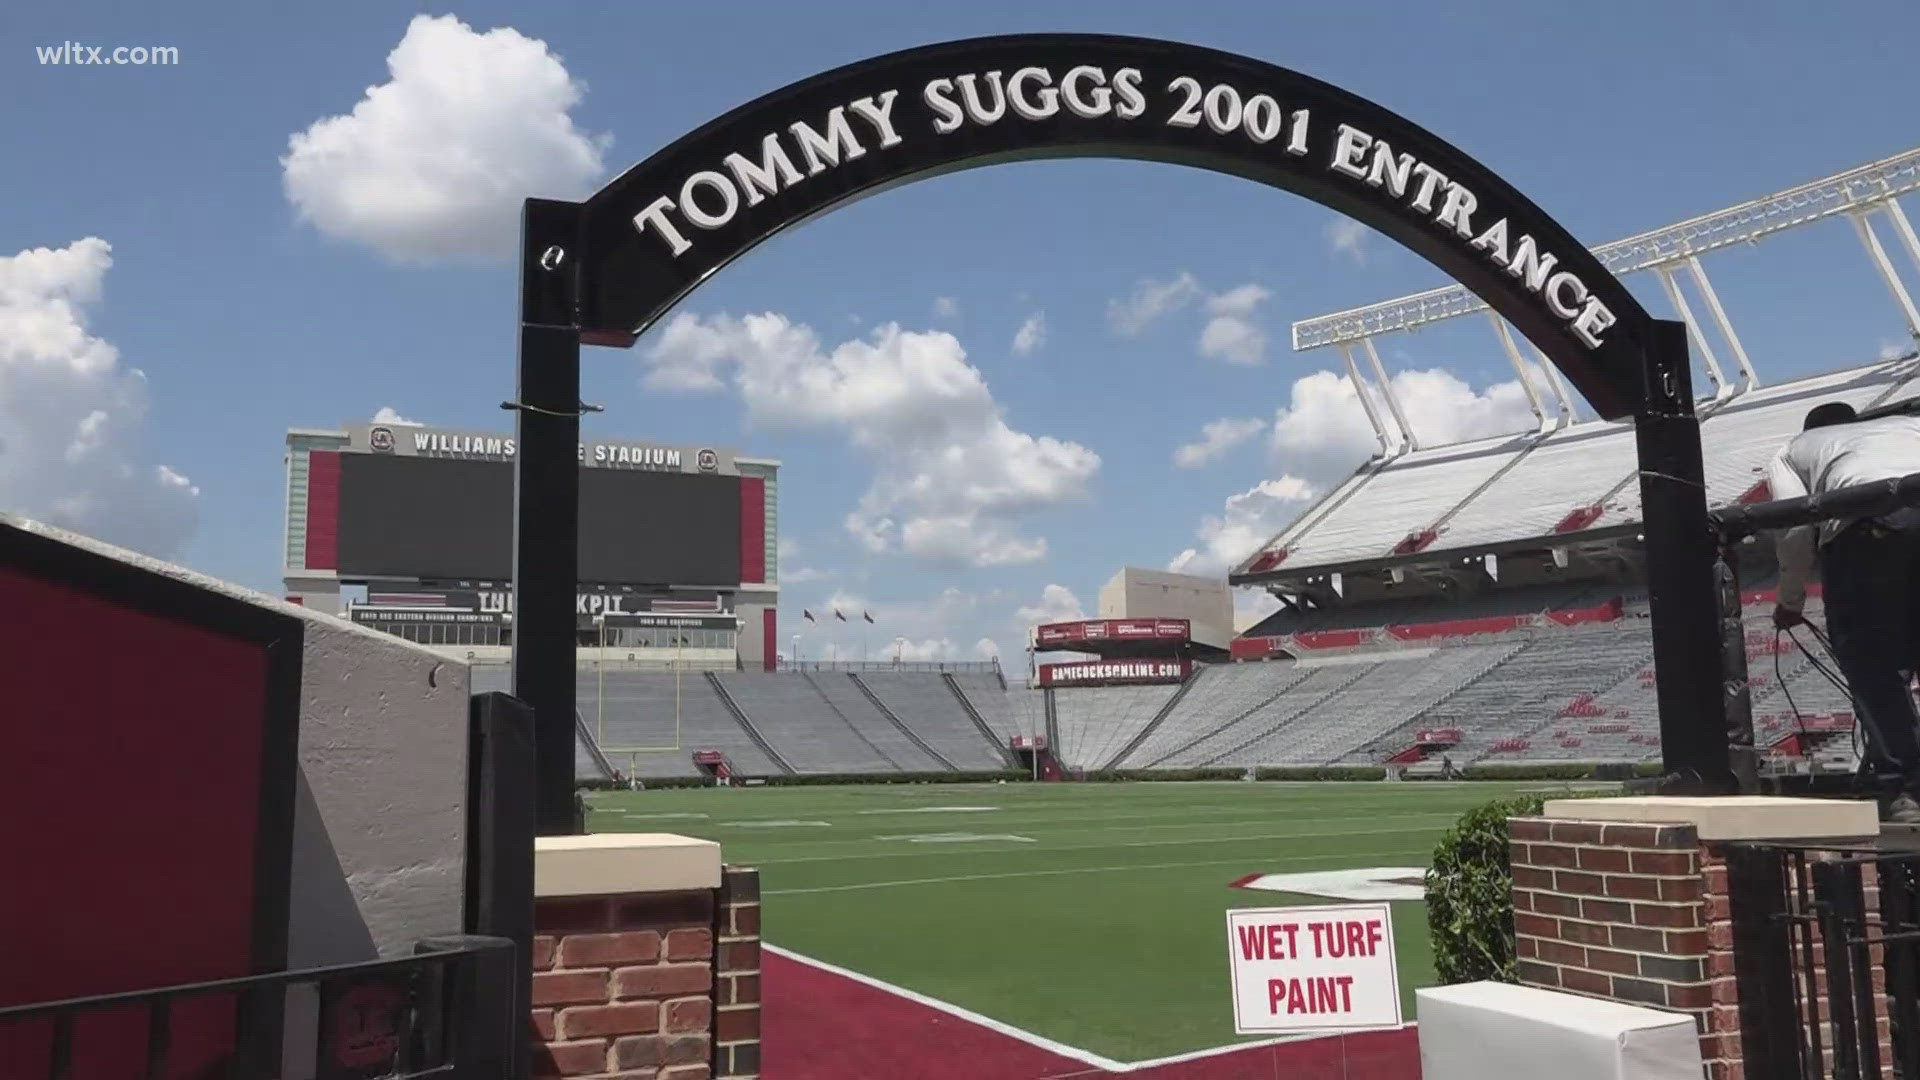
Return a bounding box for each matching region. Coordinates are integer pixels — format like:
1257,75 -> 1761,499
1226,903 -> 1402,1035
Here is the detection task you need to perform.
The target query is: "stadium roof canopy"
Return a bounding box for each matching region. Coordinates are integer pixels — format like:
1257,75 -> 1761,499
1230,354 -> 1920,593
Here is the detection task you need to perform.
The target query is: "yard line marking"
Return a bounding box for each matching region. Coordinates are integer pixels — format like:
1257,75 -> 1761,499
613,811 -> 711,820
765,846 -> 1433,895
716,819 -> 832,828
765,943 -> 1409,1073
754,822 -> 1455,865
852,806 -> 1000,814
870,833 -> 1037,843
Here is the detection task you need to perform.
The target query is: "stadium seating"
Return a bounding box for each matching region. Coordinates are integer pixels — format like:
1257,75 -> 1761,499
1233,644 -> 1520,765
1159,663 -> 1384,767
1002,683 -> 1050,745
804,673 -> 951,771
714,673 -> 896,773
1050,684 -> 1184,771
1115,663 -> 1313,768
858,672 -> 1010,770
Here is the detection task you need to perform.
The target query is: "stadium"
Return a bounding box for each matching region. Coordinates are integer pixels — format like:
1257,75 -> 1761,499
13,19 -> 1920,1080
265,142 -> 1920,1073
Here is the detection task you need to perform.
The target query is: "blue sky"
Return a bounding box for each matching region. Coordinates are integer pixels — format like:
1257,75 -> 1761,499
5,0 -> 1919,662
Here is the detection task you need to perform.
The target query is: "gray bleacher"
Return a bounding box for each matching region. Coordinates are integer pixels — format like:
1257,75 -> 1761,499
1117,663 -> 1312,768
859,672 -> 1008,769
713,672 -> 893,773
589,669 -> 778,776
1227,646 -> 1519,765
1162,663 -> 1381,768
1051,684 -> 1183,771
1001,684 -> 1049,745
952,672 -> 1023,747
805,673 -> 947,771
1362,627 -> 1653,764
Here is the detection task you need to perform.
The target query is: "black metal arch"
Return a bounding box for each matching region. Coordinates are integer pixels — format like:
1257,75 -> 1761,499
513,34 -> 1736,832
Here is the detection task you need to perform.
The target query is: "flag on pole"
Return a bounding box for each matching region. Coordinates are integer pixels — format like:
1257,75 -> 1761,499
803,610 -> 815,622
863,611 -> 874,624
834,610 -> 847,621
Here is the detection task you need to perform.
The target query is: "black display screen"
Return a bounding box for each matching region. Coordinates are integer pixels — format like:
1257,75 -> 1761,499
334,454 -> 742,585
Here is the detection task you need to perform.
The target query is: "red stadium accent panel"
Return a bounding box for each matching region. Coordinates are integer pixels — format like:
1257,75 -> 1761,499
763,608 -> 776,673
304,449 -> 341,570
740,476 -> 765,584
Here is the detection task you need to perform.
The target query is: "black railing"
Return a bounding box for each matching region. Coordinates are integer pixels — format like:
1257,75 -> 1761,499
777,659 -> 998,674
1729,841 -> 1920,1079
0,935 -> 516,1080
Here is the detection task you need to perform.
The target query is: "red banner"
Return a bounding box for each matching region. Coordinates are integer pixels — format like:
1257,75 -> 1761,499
1035,618 -> 1191,647
1038,659 -> 1191,687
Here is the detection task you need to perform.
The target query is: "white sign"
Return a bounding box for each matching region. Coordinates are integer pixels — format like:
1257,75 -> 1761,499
1226,903 -> 1402,1035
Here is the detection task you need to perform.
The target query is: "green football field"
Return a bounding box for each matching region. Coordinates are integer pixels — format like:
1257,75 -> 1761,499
586,779 -> 1598,1061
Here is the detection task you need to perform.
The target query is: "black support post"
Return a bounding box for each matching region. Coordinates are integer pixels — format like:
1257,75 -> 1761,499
464,691 -> 536,1079
1635,319 -> 1737,792
1715,542 -> 1759,792
512,198 -> 585,837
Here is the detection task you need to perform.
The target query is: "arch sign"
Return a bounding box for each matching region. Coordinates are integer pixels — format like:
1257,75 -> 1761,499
571,34 -> 1657,418
511,35 -> 1733,833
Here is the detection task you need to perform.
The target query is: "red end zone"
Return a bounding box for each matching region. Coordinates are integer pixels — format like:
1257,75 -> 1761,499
762,946 -> 1418,1078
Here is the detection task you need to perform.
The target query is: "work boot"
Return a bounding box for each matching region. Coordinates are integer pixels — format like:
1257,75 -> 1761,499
1887,793 -> 1920,825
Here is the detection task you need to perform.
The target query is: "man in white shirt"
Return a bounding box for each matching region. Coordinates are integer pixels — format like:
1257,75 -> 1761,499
1767,401 -> 1920,820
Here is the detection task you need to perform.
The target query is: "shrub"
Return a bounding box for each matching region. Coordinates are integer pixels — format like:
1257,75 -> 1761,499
1256,766 -> 1388,782
1425,794 -> 1545,984
761,770 -> 1028,786
1084,768 -> 1245,783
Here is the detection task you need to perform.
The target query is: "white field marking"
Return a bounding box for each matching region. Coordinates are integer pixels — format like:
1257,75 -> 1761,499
852,806 -> 1000,814
765,943 -> 1410,1073
715,819 -> 832,828
702,808 -> 1465,858
869,833 -> 1037,843
614,811 -> 711,820
1232,866 -> 1429,902
765,845 -> 1434,896
753,820 -> 1459,865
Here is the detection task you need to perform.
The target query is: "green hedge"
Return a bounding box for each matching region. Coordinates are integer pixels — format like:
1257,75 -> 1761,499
1084,768 -> 1248,783
1425,794 -> 1546,984
1256,766 -> 1389,782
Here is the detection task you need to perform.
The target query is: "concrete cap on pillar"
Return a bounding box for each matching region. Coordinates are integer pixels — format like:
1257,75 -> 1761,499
534,833 -> 723,896
1542,795 -> 1877,841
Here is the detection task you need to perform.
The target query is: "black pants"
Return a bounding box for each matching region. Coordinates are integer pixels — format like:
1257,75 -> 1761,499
1823,508 -> 1920,789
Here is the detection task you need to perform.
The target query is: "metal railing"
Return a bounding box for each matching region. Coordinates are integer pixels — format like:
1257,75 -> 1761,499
0,935 -> 516,1080
777,659 -> 999,674
1729,842 -> 1920,1079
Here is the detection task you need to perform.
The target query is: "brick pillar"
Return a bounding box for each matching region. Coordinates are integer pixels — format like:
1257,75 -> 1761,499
1508,796 -> 1882,1080
530,835 -> 729,1080
713,867 -> 761,1079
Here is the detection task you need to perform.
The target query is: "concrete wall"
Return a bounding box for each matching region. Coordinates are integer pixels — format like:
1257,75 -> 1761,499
288,616 -> 469,965
1098,567 -> 1234,649
3,513 -> 469,968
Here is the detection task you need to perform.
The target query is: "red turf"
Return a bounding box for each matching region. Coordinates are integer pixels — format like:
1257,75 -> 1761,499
762,949 -> 1420,1079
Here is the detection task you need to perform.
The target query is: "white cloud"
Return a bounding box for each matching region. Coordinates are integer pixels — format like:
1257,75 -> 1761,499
1198,283 -> 1271,367
1015,583 -> 1087,626
1325,217 -> 1370,265
1168,477 -> 1318,576
933,296 -> 959,320
282,15 -> 608,262
1268,367 -> 1537,481
646,312 -> 1099,567
0,239 -> 199,556
973,637 -> 1002,660
777,536 -> 826,583
1166,364 -> 1539,578
1107,272 -> 1200,336
1174,417 -> 1267,469
893,638 -> 959,662
1011,313 -> 1046,356
1234,588 -> 1285,632
372,406 -> 422,426
1883,339 -> 1915,361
